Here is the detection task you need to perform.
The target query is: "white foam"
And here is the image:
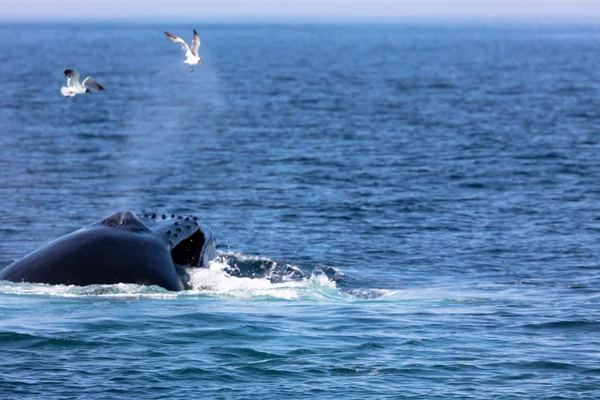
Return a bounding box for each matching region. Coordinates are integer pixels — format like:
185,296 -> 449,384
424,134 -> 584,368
0,281 -> 179,299
186,255 -> 344,300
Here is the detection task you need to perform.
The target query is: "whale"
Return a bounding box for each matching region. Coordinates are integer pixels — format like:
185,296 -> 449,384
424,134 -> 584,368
0,211 -> 217,291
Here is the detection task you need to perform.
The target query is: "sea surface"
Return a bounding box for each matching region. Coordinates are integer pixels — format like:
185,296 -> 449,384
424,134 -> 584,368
0,21 -> 600,399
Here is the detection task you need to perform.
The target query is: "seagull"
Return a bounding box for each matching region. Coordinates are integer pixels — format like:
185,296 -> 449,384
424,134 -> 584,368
60,69 -> 106,97
164,30 -> 202,72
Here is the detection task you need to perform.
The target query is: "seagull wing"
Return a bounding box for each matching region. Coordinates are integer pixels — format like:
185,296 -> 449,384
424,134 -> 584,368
165,31 -> 192,57
82,76 -> 106,91
64,69 -> 80,88
191,29 -> 200,56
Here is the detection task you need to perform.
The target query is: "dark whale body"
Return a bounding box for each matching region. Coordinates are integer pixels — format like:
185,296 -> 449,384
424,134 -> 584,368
0,211 -> 217,291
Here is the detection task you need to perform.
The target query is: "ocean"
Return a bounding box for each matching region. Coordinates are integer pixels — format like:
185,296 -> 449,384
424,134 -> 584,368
0,21 -> 599,399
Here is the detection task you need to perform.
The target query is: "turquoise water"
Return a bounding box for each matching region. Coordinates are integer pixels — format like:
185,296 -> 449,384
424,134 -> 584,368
1,22 -> 600,399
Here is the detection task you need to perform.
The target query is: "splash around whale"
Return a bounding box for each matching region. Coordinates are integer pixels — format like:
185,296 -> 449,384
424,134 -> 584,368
0,211 -> 217,291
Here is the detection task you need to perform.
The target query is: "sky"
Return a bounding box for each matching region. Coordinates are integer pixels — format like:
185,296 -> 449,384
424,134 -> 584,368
1,0 -> 600,21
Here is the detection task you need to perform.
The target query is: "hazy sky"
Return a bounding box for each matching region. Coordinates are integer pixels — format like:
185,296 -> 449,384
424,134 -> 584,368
1,0 -> 600,21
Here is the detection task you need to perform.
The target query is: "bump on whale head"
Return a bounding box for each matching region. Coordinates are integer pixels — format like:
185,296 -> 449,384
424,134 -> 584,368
96,210 -> 211,268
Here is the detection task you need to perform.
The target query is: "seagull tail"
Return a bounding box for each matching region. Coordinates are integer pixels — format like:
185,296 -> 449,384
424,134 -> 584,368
60,86 -> 74,97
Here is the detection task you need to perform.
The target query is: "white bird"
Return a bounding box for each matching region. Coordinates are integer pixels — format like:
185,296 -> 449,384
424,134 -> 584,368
60,69 -> 106,97
164,30 -> 202,73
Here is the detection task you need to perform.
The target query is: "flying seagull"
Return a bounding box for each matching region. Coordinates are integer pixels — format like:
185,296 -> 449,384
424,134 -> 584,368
164,29 -> 202,72
60,69 -> 106,97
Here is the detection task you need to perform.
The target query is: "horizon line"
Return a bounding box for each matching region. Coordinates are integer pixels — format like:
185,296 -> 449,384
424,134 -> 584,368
3,0 -> 600,22
1,15 -> 600,23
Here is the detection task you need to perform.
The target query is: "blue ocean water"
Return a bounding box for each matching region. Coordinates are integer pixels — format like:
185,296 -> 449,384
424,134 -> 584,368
1,21 -> 600,399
